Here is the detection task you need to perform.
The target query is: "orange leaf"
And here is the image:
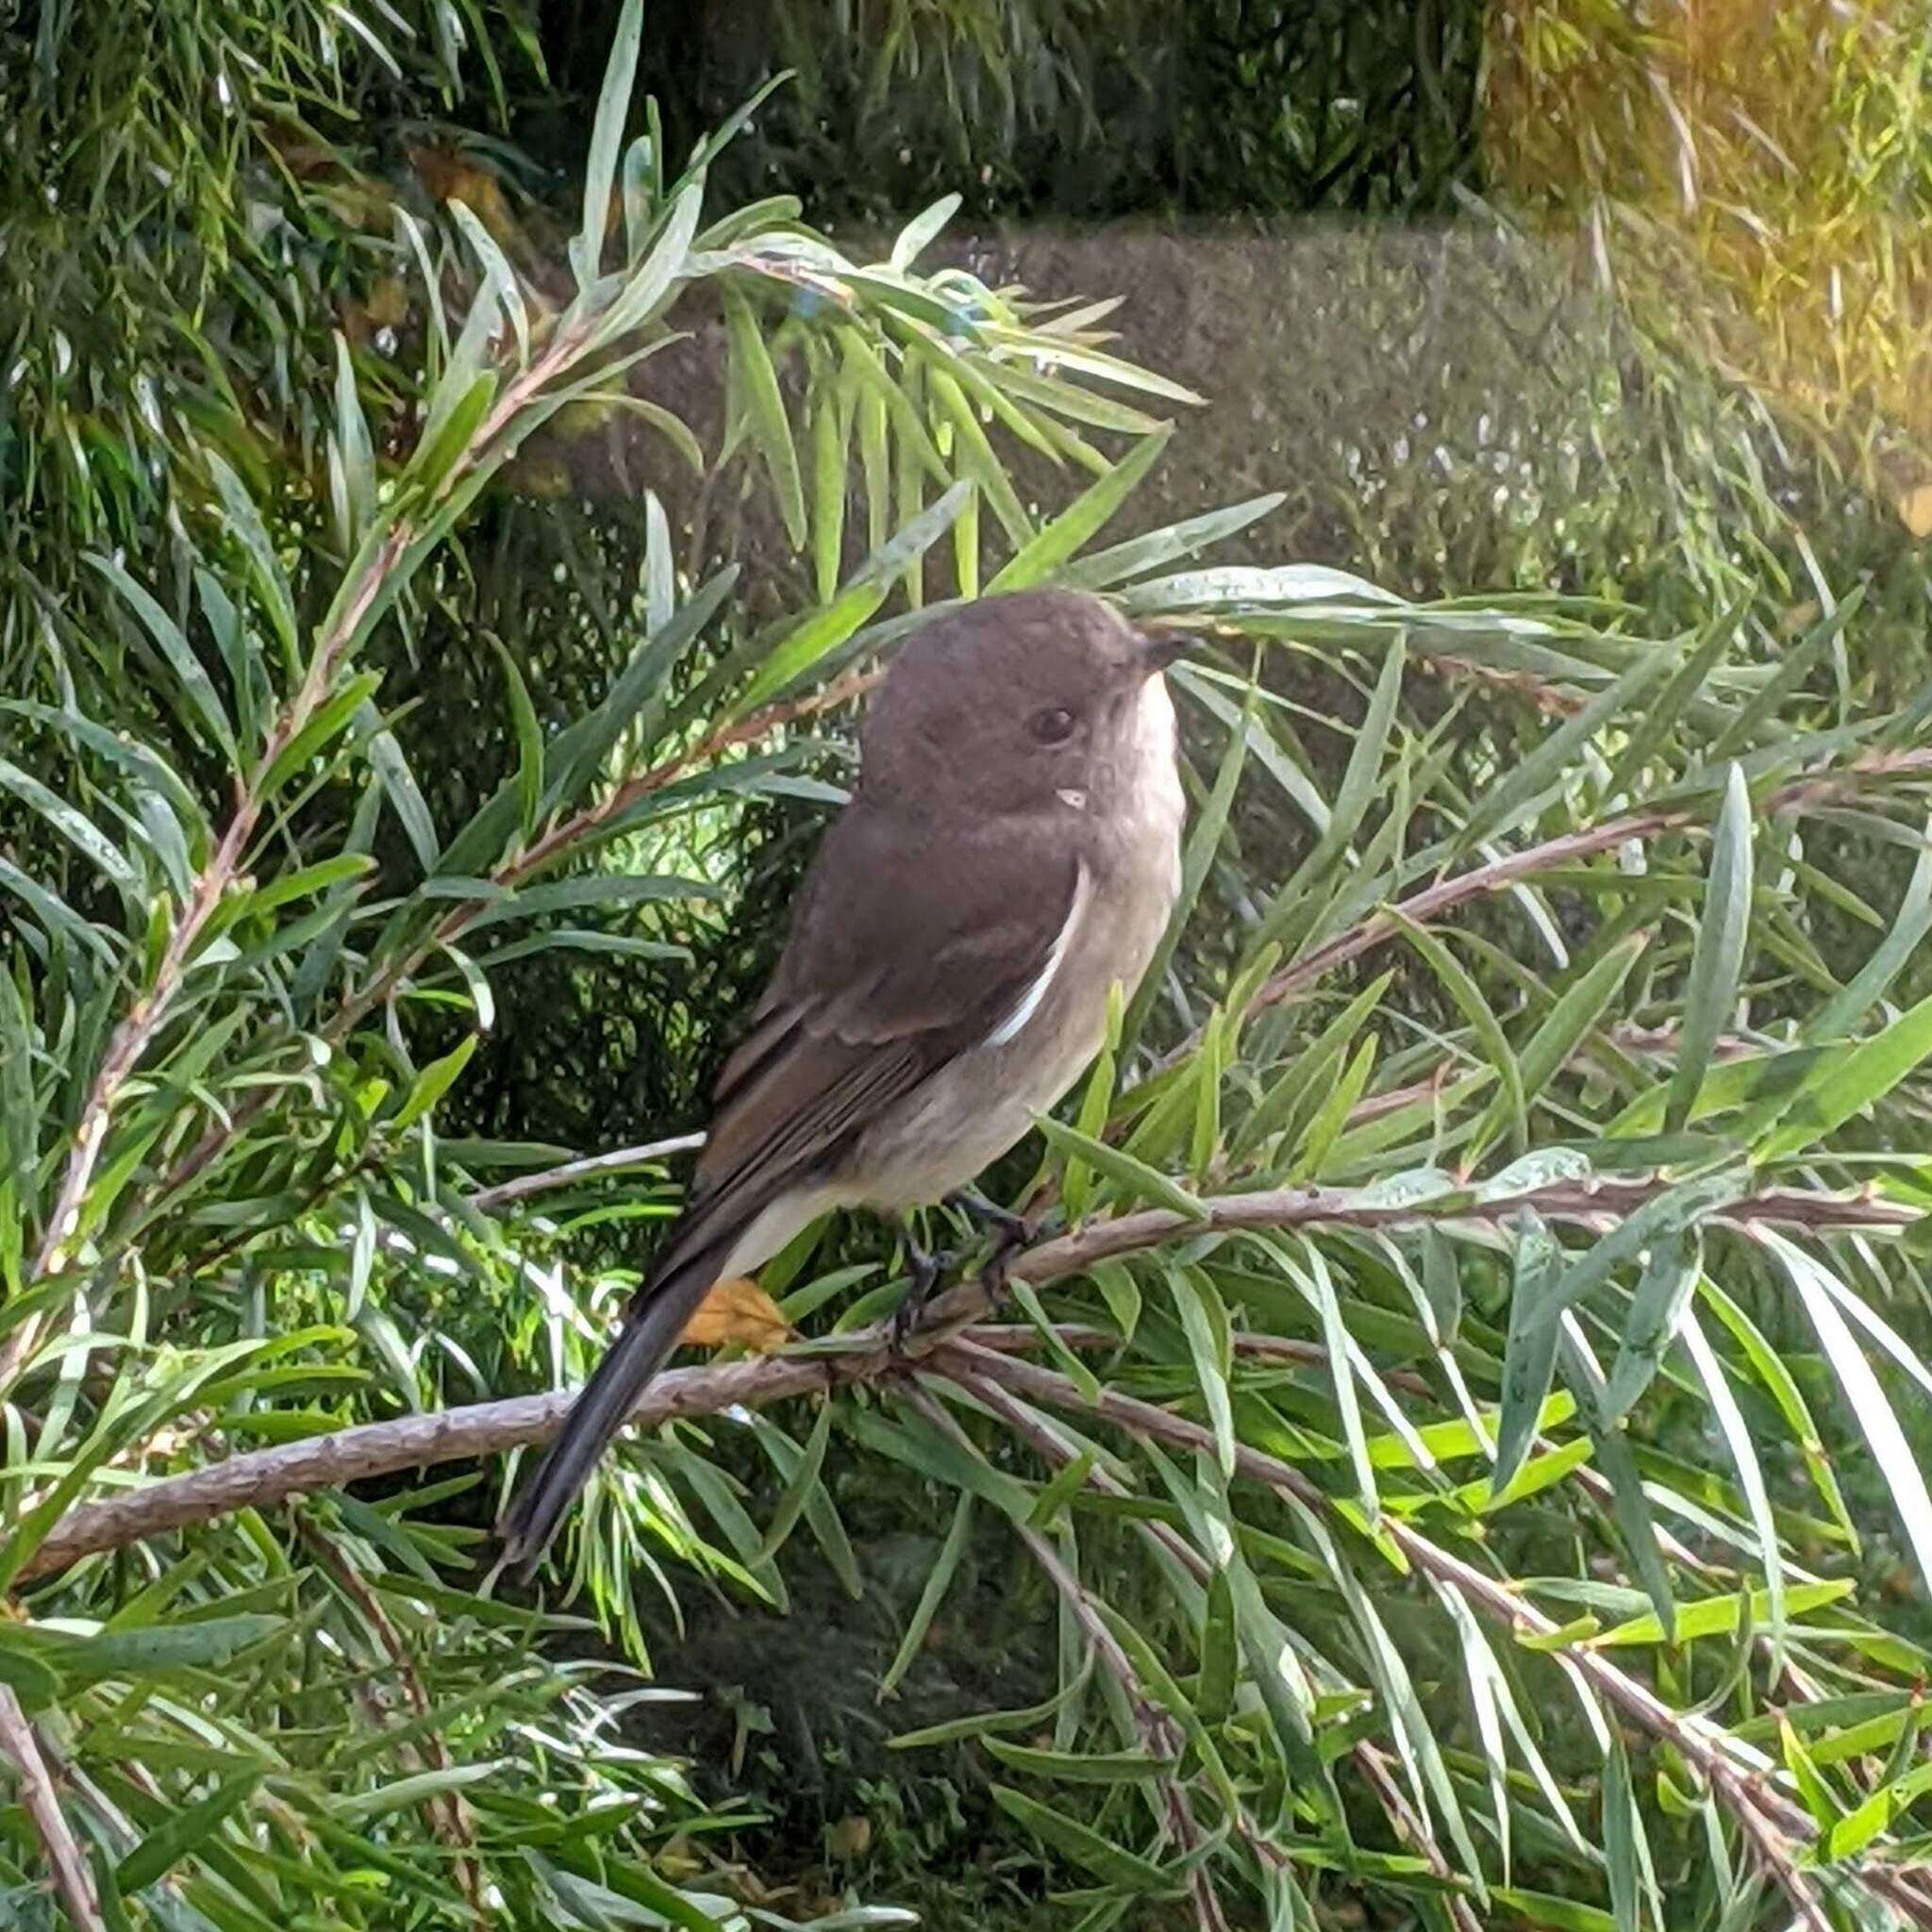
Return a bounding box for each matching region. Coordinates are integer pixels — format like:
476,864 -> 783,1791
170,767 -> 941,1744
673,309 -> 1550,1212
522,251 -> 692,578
680,1277 -> 792,1353
1897,484 -> 1932,540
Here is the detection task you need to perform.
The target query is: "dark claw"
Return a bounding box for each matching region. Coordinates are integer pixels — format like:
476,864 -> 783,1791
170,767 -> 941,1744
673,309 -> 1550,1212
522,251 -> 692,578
946,1188 -> 1037,1245
890,1232 -> 954,1354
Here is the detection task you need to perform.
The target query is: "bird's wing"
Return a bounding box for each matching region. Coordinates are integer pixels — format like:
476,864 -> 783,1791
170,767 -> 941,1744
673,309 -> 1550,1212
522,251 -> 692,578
694,800 -> 1083,1204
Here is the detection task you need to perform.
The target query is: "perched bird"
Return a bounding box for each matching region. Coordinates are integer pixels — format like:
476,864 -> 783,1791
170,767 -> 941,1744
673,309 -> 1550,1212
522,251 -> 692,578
498,588 -> 1188,1569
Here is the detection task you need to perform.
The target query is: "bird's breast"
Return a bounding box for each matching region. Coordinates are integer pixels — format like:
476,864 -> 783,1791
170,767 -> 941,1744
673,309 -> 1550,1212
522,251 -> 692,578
846,691 -> 1185,1211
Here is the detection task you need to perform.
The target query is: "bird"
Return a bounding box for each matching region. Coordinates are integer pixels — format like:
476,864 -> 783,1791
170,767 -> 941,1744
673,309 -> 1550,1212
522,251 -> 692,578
497,587 -> 1189,1570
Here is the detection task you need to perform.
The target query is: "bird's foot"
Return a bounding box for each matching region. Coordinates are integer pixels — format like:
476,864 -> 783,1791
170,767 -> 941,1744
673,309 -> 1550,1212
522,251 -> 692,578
890,1232 -> 957,1355
946,1188 -> 1038,1246
945,1190 -> 1063,1303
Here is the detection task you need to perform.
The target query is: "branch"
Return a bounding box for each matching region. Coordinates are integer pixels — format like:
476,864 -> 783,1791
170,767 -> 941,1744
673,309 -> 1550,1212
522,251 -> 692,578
15,1172 -> 1920,1584
944,1344 -> 1932,1930
900,1383 -> 1230,1932
337,665 -> 884,1036
1174,746 -> 1932,1064
6,320 -> 608,1388
0,1684 -> 103,1932
294,1516 -> 487,1926
136,672 -> 881,1237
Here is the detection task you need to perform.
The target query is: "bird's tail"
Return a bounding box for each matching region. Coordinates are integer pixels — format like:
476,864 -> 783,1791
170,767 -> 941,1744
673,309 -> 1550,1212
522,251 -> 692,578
497,1237 -> 726,1575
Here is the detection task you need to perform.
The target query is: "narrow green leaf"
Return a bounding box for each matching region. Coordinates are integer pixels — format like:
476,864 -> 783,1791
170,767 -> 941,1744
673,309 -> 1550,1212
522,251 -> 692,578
1062,1019 -> 1119,1225
1667,763 -> 1752,1132
204,450 -> 296,668
336,1761 -> 504,1824
1762,1230 -> 1932,1596
1090,1260 -> 1141,1344
724,283 -> 806,547
1700,1277 -> 1857,1543
259,670 -> 384,796
447,200 -> 528,363
1491,1894 -> 1616,1932
740,582 -> 888,711
753,1401 -> 834,1567
1303,1241 -> 1376,1513
1461,642 -> 1677,850
1828,1758 -> 1932,1861
1034,1118 -> 1208,1222
598,177 -> 705,343
1232,972 -> 1391,1160
331,331 -> 377,539
1590,1578 -> 1852,1649
1562,1324 -> 1674,1641
889,192 -> 961,269
1757,987 -> 1932,1161
1024,1447 -> 1099,1531
988,425 -> 1174,592
391,1035 -> 478,1133
1170,1265 -> 1236,1477
87,555 -> 234,755
879,1491 -> 974,1700
1602,1739 -> 1641,1932
810,387 -> 850,603
1603,1231 -> 1702,1419
1778,1714 -> 1840,1831
1389,908 -> 1525,1160
574,0 -> 641,287
924,364 -> 1031,548
1472,934 -> 1649,1153
983,1739 -> 1172,1784
488,636 -> 544,839
116,1770 -> 262,1891
989,1786 -> 1174,1891
361,707 -> 441,873
1290,1034 -> 1377,1181
1808,812 -> 1932,1040
1257,635 -> 1406,949
1198,1569 -> 1236,1724
1494,1209 -> 1564,1495
1060,493 -> 1286,591
0,755 -> 139,894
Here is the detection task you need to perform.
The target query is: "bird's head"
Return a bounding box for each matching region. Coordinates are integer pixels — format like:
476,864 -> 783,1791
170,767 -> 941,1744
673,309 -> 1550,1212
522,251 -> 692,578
859,589 -> 1188,820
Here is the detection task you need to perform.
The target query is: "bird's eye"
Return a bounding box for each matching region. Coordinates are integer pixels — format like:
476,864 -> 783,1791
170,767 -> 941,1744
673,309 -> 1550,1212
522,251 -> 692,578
1029,706 -> 1077,744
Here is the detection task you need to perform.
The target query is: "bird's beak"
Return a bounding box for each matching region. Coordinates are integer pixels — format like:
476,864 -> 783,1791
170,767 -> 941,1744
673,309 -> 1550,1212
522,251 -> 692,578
1138,628 -> 1191,675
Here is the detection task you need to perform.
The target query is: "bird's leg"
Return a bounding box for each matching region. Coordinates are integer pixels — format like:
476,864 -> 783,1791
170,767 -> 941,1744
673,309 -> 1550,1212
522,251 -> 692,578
890,1220 -> 957,1352
941,1188 -> 1067,1309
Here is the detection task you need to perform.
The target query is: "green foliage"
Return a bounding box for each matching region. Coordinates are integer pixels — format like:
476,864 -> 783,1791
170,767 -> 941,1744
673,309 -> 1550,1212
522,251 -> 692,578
543,0 -> 1486,225
9,5 -> 1932,1932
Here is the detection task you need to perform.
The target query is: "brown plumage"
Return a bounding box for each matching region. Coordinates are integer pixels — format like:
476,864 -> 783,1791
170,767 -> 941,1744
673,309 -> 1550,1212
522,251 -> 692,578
498,589 -> 1187,1571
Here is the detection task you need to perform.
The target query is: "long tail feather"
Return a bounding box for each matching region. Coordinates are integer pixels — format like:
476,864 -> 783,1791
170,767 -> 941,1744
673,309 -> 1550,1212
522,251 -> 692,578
497,1245 -> 722,1574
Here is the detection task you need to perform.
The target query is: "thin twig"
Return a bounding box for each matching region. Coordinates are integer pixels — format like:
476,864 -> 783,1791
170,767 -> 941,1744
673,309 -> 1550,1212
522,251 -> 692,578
338,666 -> 884,1035
958,1366 -> 1483,1932
1352,1738 -> 1487,1932
0,1683 -> 103,1932
470,1134 -> 706,1211
6,323 -> 602,1387
900,1383 -> 1230,1932
293,1517 -> 490,1926
1163,744 -> 1932,1067
140,671 -> 882,1235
